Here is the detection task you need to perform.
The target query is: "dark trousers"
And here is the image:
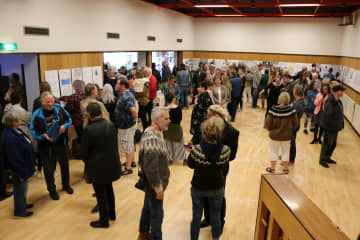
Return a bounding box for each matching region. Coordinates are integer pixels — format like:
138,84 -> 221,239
313,125 -> 324,141
146,100 -> 154,126
289,131 -> 297,163
139,104 -> 149,130
203,165 -> 229,227
180,88 -> 189,108
320,130 -> 338,163
230,96 -> 241,121
0,184 -> 6,195
191,86 -> 198,104
139,193 -> 164,240
252,88 -> 259,108
40,143 -> 70,193
191,188 -> 223,240
13,179 -> 28,216
92,183 -> 115,224
239,87 -> 244,110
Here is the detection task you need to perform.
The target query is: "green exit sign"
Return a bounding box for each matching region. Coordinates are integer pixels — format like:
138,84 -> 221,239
0,43 -> 18,51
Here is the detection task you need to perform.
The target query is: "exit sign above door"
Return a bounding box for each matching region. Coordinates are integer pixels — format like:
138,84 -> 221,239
0,43 -> 18,51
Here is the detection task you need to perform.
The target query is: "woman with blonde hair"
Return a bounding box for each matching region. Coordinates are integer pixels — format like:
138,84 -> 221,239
221,75 -> 232,105
188,116 -> 231,240
212,76 -> 228,108
265,92 -> 298,174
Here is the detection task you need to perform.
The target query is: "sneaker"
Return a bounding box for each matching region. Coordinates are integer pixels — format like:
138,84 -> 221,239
304,129 -> 308,135
310,139 -> 318,144
63,186 -> 74,194
49,191 -> 59,200
131,162 -> 137,168
14,211 -> 33,219
137,233 -> 151,240
310,128 -> 315,132
122,168 -> 133,175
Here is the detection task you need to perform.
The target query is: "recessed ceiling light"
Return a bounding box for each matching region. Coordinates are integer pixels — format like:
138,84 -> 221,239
194,4 -> 229,8
280,4 -> 320,7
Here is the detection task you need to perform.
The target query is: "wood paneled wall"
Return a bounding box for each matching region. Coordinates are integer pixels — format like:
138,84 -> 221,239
183,51 -> 360,104
39,52 -> 103,82
183,51 -> 341,65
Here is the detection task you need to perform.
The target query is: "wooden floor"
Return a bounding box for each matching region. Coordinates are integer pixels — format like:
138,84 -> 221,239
1,102 -> 360,240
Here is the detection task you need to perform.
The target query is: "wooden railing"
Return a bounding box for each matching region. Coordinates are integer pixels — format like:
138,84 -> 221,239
255,174 -> 350,240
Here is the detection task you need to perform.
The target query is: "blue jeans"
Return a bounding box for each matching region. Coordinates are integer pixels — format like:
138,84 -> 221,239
190,187 -> 224,240
139,193 -> 164,240
252,88 -> 259,108
180,87 -> 189,108
13,179 -> 28,216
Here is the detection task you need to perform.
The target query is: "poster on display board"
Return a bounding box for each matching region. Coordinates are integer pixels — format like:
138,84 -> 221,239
82,67 -> 93,85
319,64 -> 340,78
59,69 -> 73,96
44,70 -> 61,98
92,66 -> 103,87
71,68 -> 83,81
342,66 -> 360,93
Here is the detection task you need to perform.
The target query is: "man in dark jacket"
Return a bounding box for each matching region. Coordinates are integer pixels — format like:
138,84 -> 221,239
161,61 -> 172,84
152,63 -> 162,86
290,85 -> 305,163
319,85 -> 345,168
0,104 -> 14,201
201,105 -> 239,231
191,64 -> 203,105
81,102 -> 121,228
30,91 -> 73,200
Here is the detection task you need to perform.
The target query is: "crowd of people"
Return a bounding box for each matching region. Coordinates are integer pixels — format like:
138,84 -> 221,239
0,60 -> 346,240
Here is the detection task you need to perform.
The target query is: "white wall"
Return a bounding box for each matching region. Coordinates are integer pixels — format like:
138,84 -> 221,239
342,14 -> 360,58
0,0 -> 195,53
194,17 -> 345,56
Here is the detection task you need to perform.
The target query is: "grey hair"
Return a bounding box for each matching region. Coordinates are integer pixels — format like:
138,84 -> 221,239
144,67 -> 152,75
40,91 -> 54,103
151,107 -> 169,122
102,84 -> 115,104
2,109 -> 20,127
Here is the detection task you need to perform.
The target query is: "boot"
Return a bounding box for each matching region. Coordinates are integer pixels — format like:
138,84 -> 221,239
137,233 -> 151,240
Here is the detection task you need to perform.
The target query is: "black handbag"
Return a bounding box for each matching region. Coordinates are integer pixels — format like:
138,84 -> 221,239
2,169 -> 20,184
134,168 -> 147,191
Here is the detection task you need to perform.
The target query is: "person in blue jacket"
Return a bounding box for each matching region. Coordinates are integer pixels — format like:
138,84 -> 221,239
303,80 -> 319,135
30,91 -> 73,200
1,110 -> 35,218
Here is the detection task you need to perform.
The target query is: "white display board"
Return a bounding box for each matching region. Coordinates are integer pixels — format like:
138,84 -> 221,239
82,67 -> 93,85
352,104 -> 360,134
59,69 -> 73,96
92,66 -> 103,87
71,68 -> 83,81
342,66 -> 360,93
44,70 -> 61,98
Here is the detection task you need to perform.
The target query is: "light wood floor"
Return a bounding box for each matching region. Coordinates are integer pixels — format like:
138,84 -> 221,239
1,102 -> 359,240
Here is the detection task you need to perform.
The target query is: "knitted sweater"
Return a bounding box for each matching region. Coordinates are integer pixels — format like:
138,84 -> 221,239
188,142 -> 230,190
265,105 -> 298,141
139,128 -> 170,196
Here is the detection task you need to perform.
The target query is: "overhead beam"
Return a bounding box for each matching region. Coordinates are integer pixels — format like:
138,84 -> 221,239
182,0 -> 215,16
188,12 -> 352,17
220,0 -> 244,15
160,1 -> 360,8
314,0 -> 323,15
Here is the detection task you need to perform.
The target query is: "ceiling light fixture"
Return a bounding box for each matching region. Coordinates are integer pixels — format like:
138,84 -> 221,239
280,4 -> 320,7
215,14 -> 245,17
194,4 -> 229,8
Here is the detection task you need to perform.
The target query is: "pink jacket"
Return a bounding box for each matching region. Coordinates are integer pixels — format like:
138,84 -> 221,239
314,93 -> 329,115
